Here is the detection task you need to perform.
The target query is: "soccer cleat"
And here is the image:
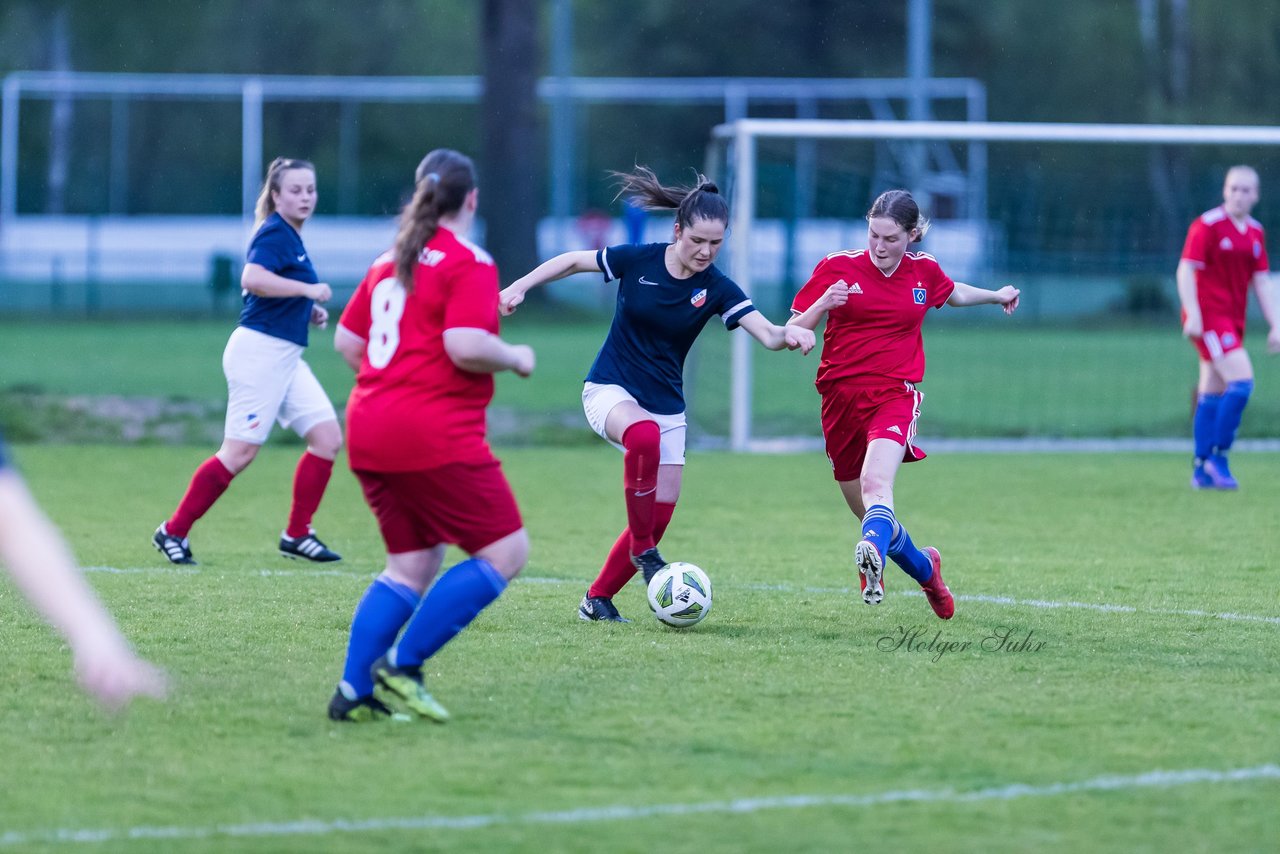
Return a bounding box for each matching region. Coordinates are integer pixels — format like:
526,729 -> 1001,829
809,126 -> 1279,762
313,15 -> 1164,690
858,567 -> 886,599
1190,460 -> 1215,490
631,547 -> 669,585
279,530 -> 342,562
855,539 -> 884,605
919,546 -> 954,620
578,594 -> 631,623
371,655 -> 450,723
327,690 -> 398,723
153,523 -> 197,565
1204,454 -> 1239,490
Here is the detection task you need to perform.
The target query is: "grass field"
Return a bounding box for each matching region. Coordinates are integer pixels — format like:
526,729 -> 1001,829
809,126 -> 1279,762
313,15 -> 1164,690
1,443 -> 1278,852
3,317 -> 1280,441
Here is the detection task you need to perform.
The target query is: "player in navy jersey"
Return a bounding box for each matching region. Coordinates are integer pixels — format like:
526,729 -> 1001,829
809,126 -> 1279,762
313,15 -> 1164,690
501,166 -> 815,623
1,432 -> 167,710
153,157 -> 344,565
789,190 -> 1018,620
1177,166 -> 1280,490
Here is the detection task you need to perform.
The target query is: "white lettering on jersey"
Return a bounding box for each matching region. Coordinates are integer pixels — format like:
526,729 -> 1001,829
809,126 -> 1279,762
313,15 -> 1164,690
419,248 -> 447,267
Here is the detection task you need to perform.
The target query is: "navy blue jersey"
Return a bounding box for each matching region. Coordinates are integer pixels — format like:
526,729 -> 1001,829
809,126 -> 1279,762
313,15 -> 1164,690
239,212 -> 318,347
587,243 -> 755,414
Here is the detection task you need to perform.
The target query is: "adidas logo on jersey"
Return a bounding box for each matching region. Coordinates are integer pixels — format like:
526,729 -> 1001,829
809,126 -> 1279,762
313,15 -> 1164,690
888,425 -> 902,435
835,278 -> 863,294
1219,237 -> 1234,251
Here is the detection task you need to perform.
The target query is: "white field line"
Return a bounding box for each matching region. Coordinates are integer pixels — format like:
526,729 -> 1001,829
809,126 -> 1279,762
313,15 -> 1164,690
84,567 -> 1280,627
1,763 -> 1276,846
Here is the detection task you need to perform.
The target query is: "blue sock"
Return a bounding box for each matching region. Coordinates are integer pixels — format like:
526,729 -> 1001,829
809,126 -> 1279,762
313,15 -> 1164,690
887,522 -> 934,583
339,575 -> 421,699
1192,392 -> 1223,461
861,505 -> 897,564
391,558 -> 507,669
1214,380 -> 1253,454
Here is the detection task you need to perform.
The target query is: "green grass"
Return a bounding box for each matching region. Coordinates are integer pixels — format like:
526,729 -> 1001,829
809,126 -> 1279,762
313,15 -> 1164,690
3,317 -> 1279,440
1,444 -> 1278,852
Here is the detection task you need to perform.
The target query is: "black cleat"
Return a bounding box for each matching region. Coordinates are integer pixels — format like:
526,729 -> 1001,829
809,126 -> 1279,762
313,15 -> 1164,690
631,547 -> 669,585
279,530 -> 342,563
327,690 -> 397,723
153,524 -> 197,565
578,594 -> 631,623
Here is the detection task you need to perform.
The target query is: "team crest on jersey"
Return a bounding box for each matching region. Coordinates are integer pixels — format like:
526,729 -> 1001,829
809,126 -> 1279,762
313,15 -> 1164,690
913,287 -> 927,304
1255,240 -> 1263,258
691,288 -> 707,307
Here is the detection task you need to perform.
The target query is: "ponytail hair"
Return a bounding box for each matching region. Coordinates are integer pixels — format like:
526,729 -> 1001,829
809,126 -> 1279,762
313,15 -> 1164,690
393,149 -> 476,292
610,165 -> 729,232
866,189 -> 931,242
254,157 -> 316,225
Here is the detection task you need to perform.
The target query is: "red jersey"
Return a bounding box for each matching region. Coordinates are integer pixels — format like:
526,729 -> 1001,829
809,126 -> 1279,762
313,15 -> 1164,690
339,226 -> 501,472
1181,206 -> 1268,326
791,249 -> 955,390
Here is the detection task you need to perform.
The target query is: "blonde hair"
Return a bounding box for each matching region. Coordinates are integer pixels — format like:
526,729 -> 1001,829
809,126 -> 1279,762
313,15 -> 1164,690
253,157 -> 316,225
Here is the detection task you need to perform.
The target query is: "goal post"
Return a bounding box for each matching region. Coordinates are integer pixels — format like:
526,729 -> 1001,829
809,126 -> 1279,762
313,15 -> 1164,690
708,118 -> 1280,451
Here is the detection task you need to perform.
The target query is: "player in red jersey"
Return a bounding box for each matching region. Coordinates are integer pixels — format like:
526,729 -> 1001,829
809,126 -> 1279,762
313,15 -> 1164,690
326,149 -> 535,723
788,190 -> 1019,620
1177,165 -> 1280,490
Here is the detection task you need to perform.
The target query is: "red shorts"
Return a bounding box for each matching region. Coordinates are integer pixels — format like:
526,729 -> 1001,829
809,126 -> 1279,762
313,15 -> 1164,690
819,380 -> 926,482
1188,318 -> 1245,362
354,460 -> 523,555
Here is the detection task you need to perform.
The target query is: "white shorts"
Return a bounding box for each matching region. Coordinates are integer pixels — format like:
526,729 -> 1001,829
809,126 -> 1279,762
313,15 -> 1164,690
582,382 -> 687,465
222,326 -> 338,444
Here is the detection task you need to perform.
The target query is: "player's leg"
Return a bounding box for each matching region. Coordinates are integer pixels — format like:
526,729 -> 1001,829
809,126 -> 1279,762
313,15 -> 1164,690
154,438 -> 257,564
278,363 -> 343,560
1207,347 -> 1254,489
1190,352 -> 1226,488
854,438 -> 906,604
583,464 -> 682,621
376,462 -> 525,721
603,399 -> 664,572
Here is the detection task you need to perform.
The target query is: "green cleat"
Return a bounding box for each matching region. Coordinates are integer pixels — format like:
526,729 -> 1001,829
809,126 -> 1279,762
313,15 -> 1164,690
371,655 -> 450,723
327,690 -> 399,723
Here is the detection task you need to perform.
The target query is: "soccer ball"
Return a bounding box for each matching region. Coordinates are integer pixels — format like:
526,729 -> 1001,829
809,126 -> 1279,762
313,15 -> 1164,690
646,562 -> 713,628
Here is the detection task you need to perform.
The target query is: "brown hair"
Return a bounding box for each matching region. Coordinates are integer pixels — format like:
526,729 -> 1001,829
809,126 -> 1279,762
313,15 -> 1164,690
867,189 -> 931,242
610,165 -> 728,232
393,149 -> 476,292
253,157 -> 316,225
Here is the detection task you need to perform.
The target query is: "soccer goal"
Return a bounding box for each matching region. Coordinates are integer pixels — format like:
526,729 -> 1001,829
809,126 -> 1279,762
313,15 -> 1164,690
699,118 -> 1280,451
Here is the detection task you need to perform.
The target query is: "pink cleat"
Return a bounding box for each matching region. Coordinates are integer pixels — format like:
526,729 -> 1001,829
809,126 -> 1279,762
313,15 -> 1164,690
919,547 -> 954,620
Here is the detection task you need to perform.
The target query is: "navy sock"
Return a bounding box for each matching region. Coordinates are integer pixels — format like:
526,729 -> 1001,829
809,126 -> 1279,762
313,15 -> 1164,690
887,522 -> 934,583
1192,392 -> 1223,461
861,505 -> 897,563
391,558 -> 507,669
339,575 -> 420,700
1214,380 -> 1253,454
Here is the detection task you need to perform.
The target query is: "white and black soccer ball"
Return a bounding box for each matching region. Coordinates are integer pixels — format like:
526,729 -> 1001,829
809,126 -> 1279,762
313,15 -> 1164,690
646,562 -> 713,628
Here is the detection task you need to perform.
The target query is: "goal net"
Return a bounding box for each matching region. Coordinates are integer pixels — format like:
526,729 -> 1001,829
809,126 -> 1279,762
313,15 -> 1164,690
690,118 -> 1280,450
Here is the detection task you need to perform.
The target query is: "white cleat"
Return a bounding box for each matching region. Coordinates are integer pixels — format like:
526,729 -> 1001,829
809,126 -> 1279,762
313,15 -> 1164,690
855,539 -> 884,605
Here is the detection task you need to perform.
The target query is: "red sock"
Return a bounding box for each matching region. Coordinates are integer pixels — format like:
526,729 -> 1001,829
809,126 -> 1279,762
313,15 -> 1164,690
286,451 -> 334,538
588,501 -> 676,599
167,456 -> 235,538
621,420 -> 661,554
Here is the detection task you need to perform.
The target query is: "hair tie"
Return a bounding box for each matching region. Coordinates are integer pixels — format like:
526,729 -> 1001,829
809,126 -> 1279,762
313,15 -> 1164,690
423,172 -> 440,184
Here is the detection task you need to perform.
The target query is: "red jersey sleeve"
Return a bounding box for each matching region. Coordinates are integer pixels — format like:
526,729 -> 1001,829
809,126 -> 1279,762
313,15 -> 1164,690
441,258 -> 501,334
791,256 -> 843,315
1253,228 -> 1269,274
927,259 -> 955,309
1181,219 -> 1209,268
338,265 -> 379,340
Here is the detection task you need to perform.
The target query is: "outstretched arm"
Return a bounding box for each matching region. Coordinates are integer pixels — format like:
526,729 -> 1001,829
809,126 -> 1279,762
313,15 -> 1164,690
0,471 -> 168,711
1249,271 -> 1280,353
499,250 -> 601,316
737,311 -> 816,354
1176,261 -> 1202,338
443,328 -> 536,377
947,281 -> 1020,314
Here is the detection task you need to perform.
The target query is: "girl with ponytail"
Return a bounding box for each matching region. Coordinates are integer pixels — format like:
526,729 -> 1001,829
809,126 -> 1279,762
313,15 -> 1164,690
500,165 -> 815,624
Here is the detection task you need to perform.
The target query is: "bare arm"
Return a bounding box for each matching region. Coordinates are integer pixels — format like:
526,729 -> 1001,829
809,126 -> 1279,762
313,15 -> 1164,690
443,328 -> 536,377
499,250 -> 601,316
241,263 -> 332,302
1249,271 -> 1280,353
334,324 -> 366,371
736,310 -> 816,354
1176,260 -> 1202,338
0,471 -> 167,710
786,281 -> 850,331
946,281 -> 1020,314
